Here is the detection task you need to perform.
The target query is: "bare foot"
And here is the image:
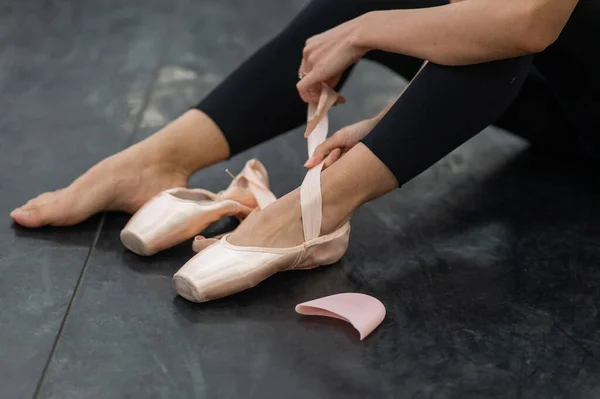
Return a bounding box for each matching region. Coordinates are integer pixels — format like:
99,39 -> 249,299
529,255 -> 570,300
10,142 -> 189,228
10,110 -> 232,228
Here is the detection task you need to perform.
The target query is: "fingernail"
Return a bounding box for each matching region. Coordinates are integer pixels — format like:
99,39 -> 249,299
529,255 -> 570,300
304,157 -> 315,167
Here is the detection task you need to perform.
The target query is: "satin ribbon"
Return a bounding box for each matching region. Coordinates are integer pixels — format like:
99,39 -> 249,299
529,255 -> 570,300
300,84 -> 339,242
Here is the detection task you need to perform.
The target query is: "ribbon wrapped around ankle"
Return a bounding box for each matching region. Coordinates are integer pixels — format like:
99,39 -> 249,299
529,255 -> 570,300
300,84 -> 339,242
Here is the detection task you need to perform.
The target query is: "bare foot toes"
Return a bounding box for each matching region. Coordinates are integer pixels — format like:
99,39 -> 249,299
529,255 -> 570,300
10,146 -> 189,228
11,188 -> 94,228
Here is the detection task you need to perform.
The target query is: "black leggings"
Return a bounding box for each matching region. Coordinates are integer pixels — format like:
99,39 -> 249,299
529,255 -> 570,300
197,0 -> 584,185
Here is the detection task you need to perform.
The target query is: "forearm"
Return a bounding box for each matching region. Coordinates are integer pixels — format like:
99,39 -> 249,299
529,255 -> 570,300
357,0 -> 578,66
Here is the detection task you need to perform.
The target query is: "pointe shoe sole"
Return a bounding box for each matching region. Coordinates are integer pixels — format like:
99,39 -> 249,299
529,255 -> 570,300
120,229 -> 154,256
173,275 -> 204,302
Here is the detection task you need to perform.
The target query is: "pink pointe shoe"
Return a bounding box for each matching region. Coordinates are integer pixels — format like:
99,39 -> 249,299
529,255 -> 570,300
120,159 -> 276,256
173,85 -> 351,303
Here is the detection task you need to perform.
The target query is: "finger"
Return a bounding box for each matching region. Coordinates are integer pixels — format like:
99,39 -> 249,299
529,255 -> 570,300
304,134 -> 345,168
304,140 -> 333,168
303,153 -> 324,169
297,68 -> 325,103
297,79 -> 321,103
322,148 -> 342,170
298,57 -> 311,79
325,73 -> 343,91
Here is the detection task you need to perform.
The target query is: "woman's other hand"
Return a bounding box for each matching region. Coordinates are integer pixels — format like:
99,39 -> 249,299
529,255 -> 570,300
304,117 -> 379,169
297,16 -> 370,103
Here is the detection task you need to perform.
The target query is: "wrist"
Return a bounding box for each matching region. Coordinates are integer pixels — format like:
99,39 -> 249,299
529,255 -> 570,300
352,11 -> 380,53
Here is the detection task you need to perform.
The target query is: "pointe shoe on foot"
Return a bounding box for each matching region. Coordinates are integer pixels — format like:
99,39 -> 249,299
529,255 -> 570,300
120,159 -> 276,256
173,85 -> 351,303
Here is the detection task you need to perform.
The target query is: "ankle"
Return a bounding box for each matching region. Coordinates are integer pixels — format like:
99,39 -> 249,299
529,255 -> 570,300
284,187 -> 351,236
321,195 -> 354,234
320,143 -> 398,207
146,110 -> 230,176
315,144 -> 399,234
126,138 -> 189,180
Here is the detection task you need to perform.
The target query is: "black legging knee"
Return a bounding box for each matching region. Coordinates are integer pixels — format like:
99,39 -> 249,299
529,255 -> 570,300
362,58 -> 531,183
196,0 -> 564,185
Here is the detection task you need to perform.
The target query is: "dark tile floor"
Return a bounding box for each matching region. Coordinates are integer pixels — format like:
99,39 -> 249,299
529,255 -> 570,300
2,1 -> 599,398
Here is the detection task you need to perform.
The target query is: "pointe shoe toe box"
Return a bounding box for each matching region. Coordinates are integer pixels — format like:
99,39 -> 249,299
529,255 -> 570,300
173,243 -> 297,302
121,193 -> 238,256
120,229 -> 154,256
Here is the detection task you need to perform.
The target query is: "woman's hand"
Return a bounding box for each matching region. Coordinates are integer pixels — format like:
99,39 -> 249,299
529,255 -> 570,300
304,117 -> 379,169
297,16 -> 369,103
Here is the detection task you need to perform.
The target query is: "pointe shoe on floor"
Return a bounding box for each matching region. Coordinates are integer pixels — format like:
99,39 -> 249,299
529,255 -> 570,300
120,159 -> 276,256
173,85 -> 351,303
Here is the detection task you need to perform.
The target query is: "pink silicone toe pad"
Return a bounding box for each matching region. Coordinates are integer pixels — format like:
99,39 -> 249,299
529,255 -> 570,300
295,293 -> 386,340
